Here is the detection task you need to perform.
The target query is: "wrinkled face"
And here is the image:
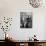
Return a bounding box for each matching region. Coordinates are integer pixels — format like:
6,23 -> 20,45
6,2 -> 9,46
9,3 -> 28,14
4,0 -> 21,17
29,0 -> 42,8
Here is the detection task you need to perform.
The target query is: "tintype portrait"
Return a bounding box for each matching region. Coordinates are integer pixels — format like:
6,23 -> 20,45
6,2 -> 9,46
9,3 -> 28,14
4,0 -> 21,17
20,12 -> 32,28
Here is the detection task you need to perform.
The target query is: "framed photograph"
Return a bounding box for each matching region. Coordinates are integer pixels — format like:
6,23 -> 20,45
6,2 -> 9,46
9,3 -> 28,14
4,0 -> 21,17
20,12 -> 32,28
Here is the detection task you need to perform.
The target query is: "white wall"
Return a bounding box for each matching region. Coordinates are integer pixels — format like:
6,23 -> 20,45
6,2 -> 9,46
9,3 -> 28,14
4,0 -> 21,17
0,0 -> 46,40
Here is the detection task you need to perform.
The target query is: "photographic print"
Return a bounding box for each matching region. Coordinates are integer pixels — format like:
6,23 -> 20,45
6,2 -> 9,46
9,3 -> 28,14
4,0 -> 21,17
20,12 -> 32,28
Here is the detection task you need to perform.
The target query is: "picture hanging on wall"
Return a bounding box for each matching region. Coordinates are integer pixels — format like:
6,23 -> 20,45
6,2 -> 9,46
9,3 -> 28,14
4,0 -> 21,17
20,12 -> 32,28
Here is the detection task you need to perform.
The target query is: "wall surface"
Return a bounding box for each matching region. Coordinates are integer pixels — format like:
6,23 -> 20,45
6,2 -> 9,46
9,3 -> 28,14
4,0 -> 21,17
0,0 -> 46,40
